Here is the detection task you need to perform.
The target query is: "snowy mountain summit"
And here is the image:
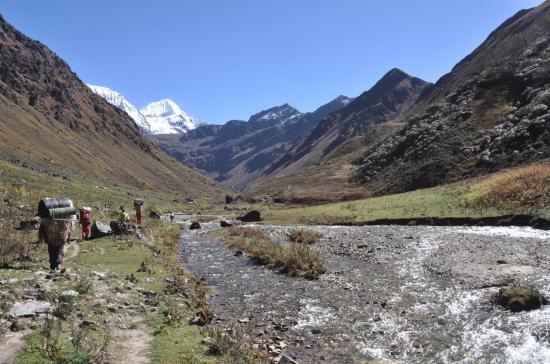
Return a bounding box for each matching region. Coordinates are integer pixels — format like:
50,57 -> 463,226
87,84 -> 150,131
140,99 -> 200,134
87,84 -> 202,134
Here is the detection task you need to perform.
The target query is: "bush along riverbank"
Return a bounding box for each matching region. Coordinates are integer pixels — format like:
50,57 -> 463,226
211,227 -> 326,280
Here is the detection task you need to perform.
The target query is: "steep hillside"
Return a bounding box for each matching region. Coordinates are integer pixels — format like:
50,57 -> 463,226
356,2 -> 550,194
248,121 -> 404,203
151,97 -> 352,187
0,15 -> 223,200
264,69 -> 432,178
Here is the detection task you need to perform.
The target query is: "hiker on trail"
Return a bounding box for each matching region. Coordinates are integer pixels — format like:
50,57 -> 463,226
79,207 -> 92,240
170,212 -> 175,223
37,198 -> 75,272
118,206 -> 130,223
41,219 -> 70,271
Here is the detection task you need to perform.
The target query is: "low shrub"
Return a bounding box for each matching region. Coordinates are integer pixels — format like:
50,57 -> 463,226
287,229 -> 323,244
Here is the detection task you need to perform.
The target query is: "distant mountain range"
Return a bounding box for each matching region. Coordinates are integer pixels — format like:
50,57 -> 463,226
10,0 -> 546,203
150,96 -> 353,187
88,85 -> 203,134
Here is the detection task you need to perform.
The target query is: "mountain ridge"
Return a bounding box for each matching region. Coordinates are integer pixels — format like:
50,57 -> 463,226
151,96 -> 353,187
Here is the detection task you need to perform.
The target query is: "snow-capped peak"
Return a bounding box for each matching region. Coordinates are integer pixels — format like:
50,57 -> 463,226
141,99 -> 183,118
87,84 -> 150,132
88,84 -> 204,135
140,99 -> 200,134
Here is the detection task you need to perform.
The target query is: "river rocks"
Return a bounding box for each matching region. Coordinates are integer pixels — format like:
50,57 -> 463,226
498,286 -> 546,312
9,300 -> 51,317
91,220 -> 111,239
220,220 -> 232,228
237,210 -> 262,222
189,221 -> 202,230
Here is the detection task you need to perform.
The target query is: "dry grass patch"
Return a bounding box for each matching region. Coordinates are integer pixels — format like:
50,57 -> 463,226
219,228 -> 325,279
288,229 -> 323,244
462,163 -> 550,214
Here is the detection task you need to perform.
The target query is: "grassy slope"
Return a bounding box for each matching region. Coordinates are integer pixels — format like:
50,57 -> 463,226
0,159 -> 219,221
267,162 -> 550,224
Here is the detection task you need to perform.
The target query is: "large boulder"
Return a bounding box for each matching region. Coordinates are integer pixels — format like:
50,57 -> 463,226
91,221 -> 112,239
237,210 -> 262,222
9,300 -> 51,317
498,286 -> 546,312
225,195 -> 234,204
189,221 -> 201,230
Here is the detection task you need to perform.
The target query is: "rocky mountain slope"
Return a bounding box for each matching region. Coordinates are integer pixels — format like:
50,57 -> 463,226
263,69 -> 432,178
0,15 -> 221,198
355,1 -> 550,194
152,97 -> 352,187
88,85 -> 202,134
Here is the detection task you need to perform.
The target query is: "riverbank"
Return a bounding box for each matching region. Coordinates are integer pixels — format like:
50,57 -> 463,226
181,223 -> 550,363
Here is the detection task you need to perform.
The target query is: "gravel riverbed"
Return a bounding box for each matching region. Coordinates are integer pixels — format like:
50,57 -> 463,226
179,223 -> 550,363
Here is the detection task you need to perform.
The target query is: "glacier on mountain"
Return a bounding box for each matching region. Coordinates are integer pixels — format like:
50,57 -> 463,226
87,84 -> 202,134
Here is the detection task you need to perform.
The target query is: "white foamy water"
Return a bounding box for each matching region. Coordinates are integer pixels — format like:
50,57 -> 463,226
455,226 -> 550,240
294,299 -> 337,329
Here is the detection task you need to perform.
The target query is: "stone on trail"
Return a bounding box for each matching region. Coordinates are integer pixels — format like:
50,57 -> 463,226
60,290 -> 79,301
237,210 -> 262,222
498,286 -> 546,312
91,220 -> 112,239
190,221 -> 201,230
9,300 -> 51,317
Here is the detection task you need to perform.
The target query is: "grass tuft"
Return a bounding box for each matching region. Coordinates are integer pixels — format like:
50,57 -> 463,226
287,229 -> 323,244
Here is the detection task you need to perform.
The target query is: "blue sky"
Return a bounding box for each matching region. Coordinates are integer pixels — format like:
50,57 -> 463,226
0,0 -> 543,123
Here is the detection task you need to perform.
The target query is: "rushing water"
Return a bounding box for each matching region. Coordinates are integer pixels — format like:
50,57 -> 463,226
178,223 -> 550,363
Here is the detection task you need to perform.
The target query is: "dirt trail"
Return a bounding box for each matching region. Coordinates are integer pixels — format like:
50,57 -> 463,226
180,224 -> 550,363
0,331 -> 30,364
115,327 -> 153,364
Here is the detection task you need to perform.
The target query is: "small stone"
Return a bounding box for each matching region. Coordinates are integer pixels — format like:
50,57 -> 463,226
60,290 -> 79,300
496,259 -> 508,264
238,317 -> 250,323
